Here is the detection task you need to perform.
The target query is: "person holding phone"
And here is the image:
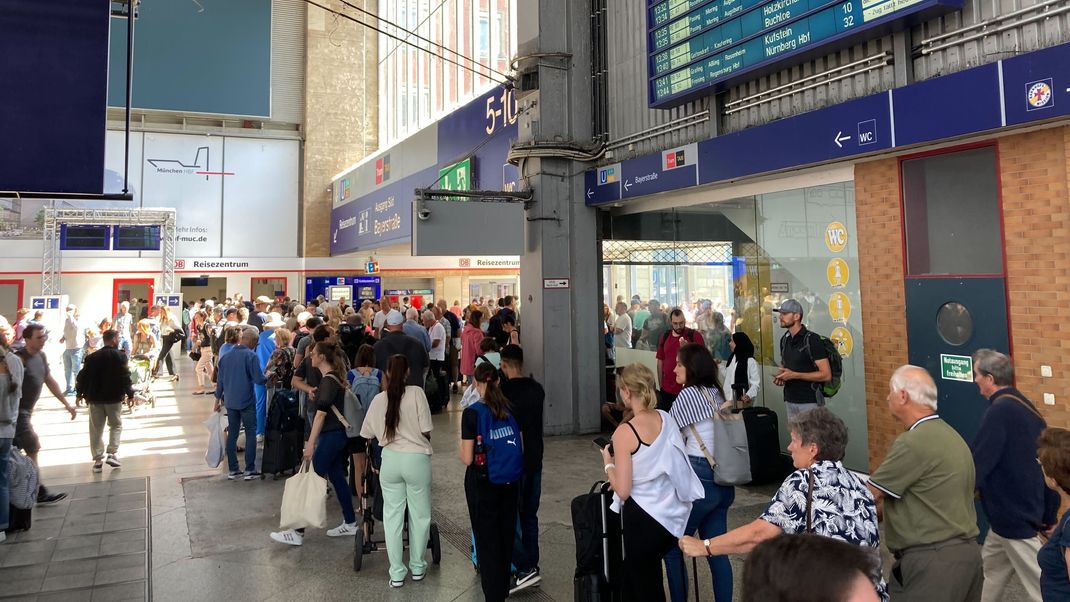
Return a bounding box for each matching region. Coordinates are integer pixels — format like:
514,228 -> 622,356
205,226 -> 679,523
597,363 -> 703,602
720,332 -> 760,404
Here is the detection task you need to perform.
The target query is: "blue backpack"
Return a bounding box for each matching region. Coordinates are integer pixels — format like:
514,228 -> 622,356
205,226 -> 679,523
470,401 -> 524,485
348,368 -> 382,411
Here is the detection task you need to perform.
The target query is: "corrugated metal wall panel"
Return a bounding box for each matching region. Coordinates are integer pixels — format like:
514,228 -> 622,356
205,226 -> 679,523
601,0 -> 1070,165
272,0 -> 307,125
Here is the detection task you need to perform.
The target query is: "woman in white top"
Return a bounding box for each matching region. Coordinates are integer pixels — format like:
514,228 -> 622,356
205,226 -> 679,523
599,363 -> 703,602
359,354 -> 434,588
664,343 -> 736,602
720,332 -> 760,404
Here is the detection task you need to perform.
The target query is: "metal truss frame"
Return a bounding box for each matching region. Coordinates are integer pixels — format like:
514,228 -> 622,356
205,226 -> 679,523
41,207 -> 177,295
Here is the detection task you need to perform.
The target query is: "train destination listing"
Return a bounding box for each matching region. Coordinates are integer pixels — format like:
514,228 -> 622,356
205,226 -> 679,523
648,0 -> 959,106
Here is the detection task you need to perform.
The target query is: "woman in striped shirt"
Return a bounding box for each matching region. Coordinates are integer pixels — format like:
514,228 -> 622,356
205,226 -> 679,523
662,343 -> 735,602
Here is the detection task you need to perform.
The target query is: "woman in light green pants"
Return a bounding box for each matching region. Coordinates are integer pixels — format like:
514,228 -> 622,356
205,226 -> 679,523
360,354 -> 434,588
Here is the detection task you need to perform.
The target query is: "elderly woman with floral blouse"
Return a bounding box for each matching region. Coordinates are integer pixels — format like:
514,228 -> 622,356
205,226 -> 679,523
679,407 -> 887,600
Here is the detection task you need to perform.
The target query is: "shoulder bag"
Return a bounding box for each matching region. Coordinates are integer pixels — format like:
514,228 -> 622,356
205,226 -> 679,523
689,388 -> 752,486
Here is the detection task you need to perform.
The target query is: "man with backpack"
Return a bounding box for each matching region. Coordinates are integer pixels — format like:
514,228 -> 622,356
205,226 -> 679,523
773,299 -> 832,419
654,308 -> 704,411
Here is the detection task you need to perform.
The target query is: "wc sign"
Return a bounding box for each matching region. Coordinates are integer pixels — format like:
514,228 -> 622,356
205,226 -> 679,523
825,222 -> 849,253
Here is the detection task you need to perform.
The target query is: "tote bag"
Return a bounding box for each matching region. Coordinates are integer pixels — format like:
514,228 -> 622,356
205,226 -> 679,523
692,389 -> 752,486
279,460 -> 328,530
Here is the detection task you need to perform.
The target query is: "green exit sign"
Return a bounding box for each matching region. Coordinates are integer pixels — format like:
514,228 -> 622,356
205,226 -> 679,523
940,354 -> 973,382
438,158 -> 472,200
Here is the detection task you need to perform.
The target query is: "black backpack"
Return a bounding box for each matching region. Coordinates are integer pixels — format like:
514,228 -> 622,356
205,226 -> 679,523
780,331 -> 844,398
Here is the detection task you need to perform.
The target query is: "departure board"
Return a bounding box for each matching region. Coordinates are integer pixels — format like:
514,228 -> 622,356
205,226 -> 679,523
648,0 -> 963,107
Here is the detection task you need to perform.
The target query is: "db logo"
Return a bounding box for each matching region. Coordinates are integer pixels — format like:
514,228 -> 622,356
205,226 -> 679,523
174,259 -> 186,269
459,258 -> 471,268
825,222 -> 848,253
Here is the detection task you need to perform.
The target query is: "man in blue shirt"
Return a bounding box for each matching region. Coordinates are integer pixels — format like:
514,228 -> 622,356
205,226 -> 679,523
971,349 -> 1058,602
214,329 -> 266,480
403,307 -> 432,351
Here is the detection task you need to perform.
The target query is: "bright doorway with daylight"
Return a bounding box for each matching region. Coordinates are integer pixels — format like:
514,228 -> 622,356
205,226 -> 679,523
113,278 -> 154,321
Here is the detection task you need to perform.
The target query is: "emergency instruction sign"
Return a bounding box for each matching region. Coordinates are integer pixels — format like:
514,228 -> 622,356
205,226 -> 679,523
940,354 -> 973,382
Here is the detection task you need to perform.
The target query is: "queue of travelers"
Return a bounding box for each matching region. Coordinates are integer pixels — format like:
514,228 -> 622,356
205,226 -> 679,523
5,290 -> 1070,602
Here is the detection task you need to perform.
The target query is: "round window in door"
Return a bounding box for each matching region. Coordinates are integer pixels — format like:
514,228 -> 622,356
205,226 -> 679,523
936,302 -> 973,346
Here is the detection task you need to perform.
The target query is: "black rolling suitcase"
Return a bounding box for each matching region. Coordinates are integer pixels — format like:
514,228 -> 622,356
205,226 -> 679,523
572,481 -> 623,601
262,389 -> 305,479
741,406 -> 793,485
6,505 -> 31,533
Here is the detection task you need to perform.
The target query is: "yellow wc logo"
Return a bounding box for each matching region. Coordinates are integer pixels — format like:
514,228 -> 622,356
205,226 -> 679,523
825,222 -> 848,253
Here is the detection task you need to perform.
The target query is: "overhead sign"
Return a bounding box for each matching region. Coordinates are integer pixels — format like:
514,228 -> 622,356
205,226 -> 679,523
366,261 -> 380,274
647,0 -> 964,107
543,278 -> 570,289
154,294 -> 183,309
940,353 -> 973,382
588,41 -> 1070,206
437,157 -> 474,197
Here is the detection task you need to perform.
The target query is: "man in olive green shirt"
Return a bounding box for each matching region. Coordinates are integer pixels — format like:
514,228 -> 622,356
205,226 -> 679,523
868,365 -> 983,602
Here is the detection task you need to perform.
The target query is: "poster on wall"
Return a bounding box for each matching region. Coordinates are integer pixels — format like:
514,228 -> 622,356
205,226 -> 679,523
141,133 -> 224,257
221,137 -> 299,257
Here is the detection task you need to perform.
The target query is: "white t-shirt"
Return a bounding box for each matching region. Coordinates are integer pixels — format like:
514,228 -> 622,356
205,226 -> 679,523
428,322 -> 446,361
360,385 -> 434,455
372,310 -> 388,331
613,313 -> 633,348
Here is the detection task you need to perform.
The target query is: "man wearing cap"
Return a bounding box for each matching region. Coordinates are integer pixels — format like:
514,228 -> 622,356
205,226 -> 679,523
373,310 -> 428,386
248,296 -> 271,331
254,312 -> 285,438
772,298 -> 831,419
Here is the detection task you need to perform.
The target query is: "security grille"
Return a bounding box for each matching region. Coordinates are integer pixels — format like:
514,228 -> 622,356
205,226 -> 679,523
601,240 -> 734,265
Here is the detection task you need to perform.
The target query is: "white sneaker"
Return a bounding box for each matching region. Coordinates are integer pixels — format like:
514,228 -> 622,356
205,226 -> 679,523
269,530 -> 303,546
326,521 -> 358,537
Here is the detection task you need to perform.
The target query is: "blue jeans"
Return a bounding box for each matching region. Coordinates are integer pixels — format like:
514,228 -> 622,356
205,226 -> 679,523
664,455 -> 735,602
0,438 -> 11,530
62,348 -> 84,393
254,384 -> 267,436
314,429 -> 356,524
513,469 -> 542,572
226,404 -> 258,474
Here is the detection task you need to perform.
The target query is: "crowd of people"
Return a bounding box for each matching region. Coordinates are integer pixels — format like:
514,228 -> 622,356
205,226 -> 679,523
4,290 -> 1070,602
597,297 -> 1070,602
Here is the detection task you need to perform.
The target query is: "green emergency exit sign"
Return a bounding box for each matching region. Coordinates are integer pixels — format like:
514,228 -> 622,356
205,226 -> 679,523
438,158 -> 471,200
940,354 -> 973,382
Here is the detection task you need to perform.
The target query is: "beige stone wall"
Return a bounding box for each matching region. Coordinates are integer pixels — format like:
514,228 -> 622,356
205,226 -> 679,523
302,0 -> 378,257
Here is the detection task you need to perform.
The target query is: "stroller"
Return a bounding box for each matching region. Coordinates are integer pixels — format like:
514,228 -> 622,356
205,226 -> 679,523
353,441 -> 442,571
126,355 -> 156,411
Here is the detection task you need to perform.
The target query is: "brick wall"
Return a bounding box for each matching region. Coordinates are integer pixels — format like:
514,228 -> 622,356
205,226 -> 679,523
855,158 -> 909,471
999,126 -> 1070,428
854,125 -> 1070,471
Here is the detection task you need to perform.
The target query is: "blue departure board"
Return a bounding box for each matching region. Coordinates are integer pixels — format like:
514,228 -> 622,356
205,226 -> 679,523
648,0 -> 963,107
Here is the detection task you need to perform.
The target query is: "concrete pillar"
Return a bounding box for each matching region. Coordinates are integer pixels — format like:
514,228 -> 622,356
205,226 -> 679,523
516,0 -> 601,435
302,0 -> 378,258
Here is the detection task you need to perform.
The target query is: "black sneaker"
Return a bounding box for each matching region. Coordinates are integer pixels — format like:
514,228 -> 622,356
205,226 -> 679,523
37,490 -> 69,506
510,568 -> 541,594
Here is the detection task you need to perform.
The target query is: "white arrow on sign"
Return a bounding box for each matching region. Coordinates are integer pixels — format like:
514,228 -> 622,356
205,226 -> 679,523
834,131 -> 852,148
624,179 -> 632,191
586,188 -> 593,199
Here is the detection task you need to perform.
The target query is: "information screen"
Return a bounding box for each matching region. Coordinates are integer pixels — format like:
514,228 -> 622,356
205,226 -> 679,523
113,225 -> 162,251
60,225 -> 110,251
648,0 -> 963,107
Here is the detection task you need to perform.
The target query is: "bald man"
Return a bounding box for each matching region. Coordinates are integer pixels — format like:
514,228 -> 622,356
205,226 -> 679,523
868,365 -> 982,601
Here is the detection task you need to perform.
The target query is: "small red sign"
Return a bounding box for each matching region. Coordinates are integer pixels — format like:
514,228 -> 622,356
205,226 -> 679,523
174,259 -> 186,269
459,258 -> 471,268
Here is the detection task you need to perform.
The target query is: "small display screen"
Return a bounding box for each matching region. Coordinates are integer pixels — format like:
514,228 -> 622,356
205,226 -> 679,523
60,225 -> 110,250
113,225 -> 161,251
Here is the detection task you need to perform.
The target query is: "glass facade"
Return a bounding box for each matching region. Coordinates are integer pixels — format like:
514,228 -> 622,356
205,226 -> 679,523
378,0 -> 516,147
601,182 -> 869,470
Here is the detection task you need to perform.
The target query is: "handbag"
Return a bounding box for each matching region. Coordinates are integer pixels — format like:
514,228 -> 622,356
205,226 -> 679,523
189,349 -> 202,362
690,388 -> 752,486
279,459 -> 327,530
203,410 -> 225,468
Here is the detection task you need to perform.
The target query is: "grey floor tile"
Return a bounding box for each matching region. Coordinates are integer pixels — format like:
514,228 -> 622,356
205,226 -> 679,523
90,581 -> 147,601
53,534 -> 103,550
37,590 -> 94,602
40,571 -> 96,592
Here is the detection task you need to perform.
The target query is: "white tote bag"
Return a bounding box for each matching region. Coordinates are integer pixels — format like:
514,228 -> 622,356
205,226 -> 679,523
204,410 -> 226,468
279,460 -> 327,530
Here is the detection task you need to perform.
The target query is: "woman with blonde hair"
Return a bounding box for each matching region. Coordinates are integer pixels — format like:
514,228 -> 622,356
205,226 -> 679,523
597,363 -> 703,602
153,305 -> 184,381
324,303 -> 343,330
131,318 -> 159,373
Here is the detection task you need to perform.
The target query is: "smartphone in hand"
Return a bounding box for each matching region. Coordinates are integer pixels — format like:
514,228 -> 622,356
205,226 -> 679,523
594,437 -> 614,457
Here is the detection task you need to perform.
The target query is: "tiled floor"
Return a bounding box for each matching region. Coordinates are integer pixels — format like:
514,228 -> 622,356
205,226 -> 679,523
0,478 -> 150,601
